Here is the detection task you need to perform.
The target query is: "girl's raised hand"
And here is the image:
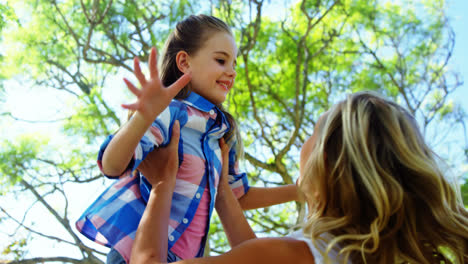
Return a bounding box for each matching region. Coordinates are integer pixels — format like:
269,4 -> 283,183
122,47 -> 191,122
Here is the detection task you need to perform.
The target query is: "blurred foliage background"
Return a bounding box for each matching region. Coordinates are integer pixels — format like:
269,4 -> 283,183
0,0 -> 466,262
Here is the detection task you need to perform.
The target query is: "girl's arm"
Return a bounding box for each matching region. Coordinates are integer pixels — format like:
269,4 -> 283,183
215,140 -> 256,247
101,111 -> 156,176
225,141 -> 301,210
101,47 -> 191,176
238,184 -> 301,210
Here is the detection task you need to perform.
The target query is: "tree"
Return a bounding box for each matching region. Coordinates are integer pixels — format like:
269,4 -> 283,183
0,0 -> 466,262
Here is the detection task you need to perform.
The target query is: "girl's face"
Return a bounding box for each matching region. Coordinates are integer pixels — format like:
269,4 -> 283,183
186,32 -> 237,105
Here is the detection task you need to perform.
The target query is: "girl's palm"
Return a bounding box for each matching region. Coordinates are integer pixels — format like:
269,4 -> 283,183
122,47 -> 191,122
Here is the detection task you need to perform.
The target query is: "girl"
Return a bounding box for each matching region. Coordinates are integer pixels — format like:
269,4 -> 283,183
76,15 -> 298,263
132,91 -> 468,264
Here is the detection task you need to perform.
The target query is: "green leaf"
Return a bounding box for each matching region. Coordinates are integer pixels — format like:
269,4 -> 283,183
0,135 -> 48,188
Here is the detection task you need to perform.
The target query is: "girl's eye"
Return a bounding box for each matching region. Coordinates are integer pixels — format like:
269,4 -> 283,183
216,59 -> 225,65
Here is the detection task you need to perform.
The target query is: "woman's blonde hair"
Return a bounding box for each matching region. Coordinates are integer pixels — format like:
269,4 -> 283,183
299,91 -> 468,263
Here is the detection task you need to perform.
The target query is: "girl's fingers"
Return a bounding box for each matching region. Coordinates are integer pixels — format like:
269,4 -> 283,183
121,102 -> 139,110
133,57 -> 147,86
123,78 -> 142,97
167,72 -> 192,98
149,47 -> 159,80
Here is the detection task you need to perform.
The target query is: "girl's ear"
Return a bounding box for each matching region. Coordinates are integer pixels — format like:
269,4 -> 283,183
176,51 -> 190,73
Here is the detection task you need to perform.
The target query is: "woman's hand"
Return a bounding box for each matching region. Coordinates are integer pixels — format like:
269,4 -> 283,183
137,121 -> 180,186
122,47 -> 191,123
216,138 -> 231,202
215,138 -> 257,247
131,122 -> 180,264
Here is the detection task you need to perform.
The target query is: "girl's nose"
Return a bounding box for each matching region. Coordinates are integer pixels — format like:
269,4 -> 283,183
227,66 -> 237,78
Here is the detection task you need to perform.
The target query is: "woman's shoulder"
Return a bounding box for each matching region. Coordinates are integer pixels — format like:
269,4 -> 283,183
287,229 -> 351,264
287,230 -> 319,262
210,237 -> 315,264
276,237 -> 317,264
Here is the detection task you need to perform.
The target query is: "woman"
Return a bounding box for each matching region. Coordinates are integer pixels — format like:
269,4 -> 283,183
133,92 -> 468,264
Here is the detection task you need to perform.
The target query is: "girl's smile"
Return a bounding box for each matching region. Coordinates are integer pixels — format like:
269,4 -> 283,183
216,80 -> 232,91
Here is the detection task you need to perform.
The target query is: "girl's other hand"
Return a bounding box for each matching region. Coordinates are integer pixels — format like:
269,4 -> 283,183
122,47 -> 191,122
137,121 -> 180,186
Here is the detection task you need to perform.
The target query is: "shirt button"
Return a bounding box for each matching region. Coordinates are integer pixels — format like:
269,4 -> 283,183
183,218 -> 188,224
196,193 -> 201,199
209,109 -> 215,115
169,235 -> 175,241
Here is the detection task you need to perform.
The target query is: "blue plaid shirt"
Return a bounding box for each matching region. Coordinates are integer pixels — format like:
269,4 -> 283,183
76,92 -> 249,262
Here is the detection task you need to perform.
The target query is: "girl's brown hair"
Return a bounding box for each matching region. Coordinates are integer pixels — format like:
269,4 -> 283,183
300,91 -> 468,263
128,15 -> 242,153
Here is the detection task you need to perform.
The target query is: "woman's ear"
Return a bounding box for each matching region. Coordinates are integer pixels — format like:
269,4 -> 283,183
176,51 -> 190,73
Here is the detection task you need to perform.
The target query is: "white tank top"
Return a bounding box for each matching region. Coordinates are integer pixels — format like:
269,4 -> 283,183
288,230 -> 352,264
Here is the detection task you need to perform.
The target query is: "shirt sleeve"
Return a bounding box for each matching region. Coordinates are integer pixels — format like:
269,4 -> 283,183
97,101 -> 187,178
227,139 -> 250,198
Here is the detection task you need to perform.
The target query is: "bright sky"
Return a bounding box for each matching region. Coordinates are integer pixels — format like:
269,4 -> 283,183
447,0 -> 468,105
0,0 -> 467,260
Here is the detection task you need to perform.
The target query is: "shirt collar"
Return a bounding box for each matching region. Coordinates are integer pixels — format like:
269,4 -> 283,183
181,92 -> 216,112
181,91 -> 231,138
